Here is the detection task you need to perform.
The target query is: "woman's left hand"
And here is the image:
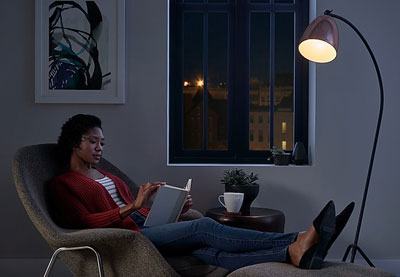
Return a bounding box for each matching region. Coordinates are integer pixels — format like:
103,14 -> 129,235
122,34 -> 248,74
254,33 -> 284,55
181,194 -> 193,214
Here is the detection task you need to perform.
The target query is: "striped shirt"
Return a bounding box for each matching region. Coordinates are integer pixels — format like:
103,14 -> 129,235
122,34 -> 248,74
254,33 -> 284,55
96,176 -> 126,207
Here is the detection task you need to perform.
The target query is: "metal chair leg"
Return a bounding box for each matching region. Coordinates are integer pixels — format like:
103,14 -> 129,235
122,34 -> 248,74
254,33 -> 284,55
44,246 -> 104,277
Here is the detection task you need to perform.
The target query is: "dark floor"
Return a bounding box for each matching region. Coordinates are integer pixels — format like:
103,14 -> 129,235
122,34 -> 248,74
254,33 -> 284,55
0,259 -> 72,277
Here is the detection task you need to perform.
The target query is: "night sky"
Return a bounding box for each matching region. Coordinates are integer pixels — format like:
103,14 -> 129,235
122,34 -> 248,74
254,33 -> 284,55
183,10 -> 295,85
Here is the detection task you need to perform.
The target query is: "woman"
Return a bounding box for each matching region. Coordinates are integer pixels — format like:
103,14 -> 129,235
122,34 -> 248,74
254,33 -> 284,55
50,114 -> 354,271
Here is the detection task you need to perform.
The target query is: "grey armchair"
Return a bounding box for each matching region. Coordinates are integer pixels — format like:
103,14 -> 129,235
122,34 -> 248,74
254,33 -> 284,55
13,144 -> 229,277
13,144 -> 395,277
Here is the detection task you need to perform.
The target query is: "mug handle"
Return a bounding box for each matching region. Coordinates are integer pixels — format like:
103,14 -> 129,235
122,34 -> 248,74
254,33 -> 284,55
218,195 -> 226,208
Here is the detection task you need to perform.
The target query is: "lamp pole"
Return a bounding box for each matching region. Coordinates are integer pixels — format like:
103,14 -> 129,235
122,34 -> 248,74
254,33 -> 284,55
323,10 -> 384,267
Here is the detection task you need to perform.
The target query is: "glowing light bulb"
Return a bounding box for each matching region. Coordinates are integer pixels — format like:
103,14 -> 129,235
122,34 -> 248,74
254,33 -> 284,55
298,39 -> 337,63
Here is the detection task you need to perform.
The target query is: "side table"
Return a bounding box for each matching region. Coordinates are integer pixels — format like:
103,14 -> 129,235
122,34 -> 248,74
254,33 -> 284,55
205,207 -> 285,233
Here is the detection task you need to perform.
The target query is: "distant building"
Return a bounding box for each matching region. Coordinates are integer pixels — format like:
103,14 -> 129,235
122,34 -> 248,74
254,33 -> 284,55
182,76 -> 293,151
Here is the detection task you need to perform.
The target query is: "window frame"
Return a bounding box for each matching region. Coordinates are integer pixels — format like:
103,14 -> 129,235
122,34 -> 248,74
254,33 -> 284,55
169,0 -> 309,164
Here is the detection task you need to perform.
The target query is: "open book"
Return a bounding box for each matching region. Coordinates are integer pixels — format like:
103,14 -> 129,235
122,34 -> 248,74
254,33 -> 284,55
143,179 -> 192,227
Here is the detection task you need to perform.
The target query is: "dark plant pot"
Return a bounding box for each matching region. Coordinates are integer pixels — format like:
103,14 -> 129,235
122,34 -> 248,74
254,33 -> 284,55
273,153 -> 291,165
292,142 -> 308,165
225,183 -> 260,215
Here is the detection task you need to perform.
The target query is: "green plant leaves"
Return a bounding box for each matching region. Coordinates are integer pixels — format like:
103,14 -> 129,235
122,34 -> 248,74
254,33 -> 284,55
221,168 -> 259,186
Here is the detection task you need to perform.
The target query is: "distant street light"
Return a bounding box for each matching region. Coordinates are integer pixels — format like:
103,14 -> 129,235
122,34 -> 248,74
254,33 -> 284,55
197,80 -> 204,87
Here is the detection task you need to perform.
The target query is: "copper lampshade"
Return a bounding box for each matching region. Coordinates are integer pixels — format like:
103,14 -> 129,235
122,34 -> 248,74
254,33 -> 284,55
298,15 -> 339,63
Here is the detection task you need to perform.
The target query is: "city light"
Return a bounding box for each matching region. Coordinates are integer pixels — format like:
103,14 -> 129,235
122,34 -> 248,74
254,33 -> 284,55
184,81 -> 190,87
282,122 -> 287,134
282,140 -> 287,150
197,79 -> 204,87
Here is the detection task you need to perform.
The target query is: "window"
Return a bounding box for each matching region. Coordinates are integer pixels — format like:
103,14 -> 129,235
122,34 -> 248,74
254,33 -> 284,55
282,121 -> 287,134
169,0 -> 309,164
282,140 -> 287,150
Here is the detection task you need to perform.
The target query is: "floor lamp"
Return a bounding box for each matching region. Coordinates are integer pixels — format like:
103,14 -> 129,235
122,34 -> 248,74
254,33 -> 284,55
298,10 -> 384,267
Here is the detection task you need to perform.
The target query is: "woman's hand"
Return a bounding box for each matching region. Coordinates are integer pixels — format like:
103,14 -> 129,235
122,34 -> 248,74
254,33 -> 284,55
132,181 -> 165,210
181,194 -> 193,214
120,181 -> 165,219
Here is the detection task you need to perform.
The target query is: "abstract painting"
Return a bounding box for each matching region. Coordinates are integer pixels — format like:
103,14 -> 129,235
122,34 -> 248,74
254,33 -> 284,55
35,0 -> 125,103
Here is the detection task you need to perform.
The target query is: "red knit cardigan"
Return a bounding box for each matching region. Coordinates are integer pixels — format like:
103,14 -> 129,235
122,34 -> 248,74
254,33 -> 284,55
50,169 -> 150,232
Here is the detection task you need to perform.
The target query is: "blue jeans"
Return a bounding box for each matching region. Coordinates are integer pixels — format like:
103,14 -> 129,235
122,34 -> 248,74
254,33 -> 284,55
139,217 -> 298,270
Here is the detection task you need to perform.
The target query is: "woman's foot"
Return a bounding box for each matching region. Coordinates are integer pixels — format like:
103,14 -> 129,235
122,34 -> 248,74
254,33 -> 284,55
288,225 -> 318,267
323,202 -> 355,258
288,201 -> 336,269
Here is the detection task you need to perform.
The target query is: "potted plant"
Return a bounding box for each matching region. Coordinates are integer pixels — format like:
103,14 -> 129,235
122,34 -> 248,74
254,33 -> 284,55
221,169 -> 259,215
270,147 -> 291,165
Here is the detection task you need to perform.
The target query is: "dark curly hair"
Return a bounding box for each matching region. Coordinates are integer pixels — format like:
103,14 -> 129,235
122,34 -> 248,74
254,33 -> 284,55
57,114 -> 102,164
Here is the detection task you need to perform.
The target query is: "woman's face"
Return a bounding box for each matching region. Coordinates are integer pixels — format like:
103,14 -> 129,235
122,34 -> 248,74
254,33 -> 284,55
74,127 -> 105,165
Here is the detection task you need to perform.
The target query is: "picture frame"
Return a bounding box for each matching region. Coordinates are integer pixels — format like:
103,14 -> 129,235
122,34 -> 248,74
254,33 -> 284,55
35,0 -> 125,104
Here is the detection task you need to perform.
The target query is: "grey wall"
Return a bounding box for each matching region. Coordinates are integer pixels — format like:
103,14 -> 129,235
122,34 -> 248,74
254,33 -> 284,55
1,0 -> 399,264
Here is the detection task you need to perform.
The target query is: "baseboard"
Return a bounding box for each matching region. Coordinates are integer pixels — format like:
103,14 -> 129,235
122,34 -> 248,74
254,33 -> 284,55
361,259 -> 400,276
330,258 -> 400,276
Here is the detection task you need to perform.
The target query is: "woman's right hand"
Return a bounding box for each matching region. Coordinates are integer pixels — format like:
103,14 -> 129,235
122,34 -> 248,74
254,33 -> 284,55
119,181 -> 165,219
131,181 -> 165,210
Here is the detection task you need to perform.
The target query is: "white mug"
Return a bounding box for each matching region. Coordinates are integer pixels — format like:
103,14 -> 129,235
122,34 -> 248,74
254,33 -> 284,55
218,192 -> 244,213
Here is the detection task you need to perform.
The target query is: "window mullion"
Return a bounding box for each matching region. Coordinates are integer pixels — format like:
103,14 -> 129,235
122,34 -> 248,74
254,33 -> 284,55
203,12 -> 209,151
294,7 -> 309,151
174,6 -> 184,155
233,1 -> 250,157
227,8 -> 234,153
269,12 -> 275,149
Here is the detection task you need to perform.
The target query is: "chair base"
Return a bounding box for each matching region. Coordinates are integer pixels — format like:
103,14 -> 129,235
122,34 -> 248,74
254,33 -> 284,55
44,246 -> 104,277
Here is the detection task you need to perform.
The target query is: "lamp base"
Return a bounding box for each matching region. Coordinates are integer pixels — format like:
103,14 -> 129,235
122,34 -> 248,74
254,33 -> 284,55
342,244 -> 375,267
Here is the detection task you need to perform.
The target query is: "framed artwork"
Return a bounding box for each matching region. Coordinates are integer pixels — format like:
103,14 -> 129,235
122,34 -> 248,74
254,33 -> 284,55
35,0 -> 125,104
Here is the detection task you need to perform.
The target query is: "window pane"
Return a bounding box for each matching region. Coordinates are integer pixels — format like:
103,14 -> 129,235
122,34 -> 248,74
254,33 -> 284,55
249,12 -> 270,150
183,13 -> 204,150
184,0 -> 204,3
274,12 -> 294,150
208,0 -> 228,3
274,0 -> 294,3
207,13 -> 228,150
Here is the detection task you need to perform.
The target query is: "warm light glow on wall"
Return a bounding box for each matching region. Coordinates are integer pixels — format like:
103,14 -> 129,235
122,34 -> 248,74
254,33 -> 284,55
282,140 -> 287,150
282,122 -> 287,134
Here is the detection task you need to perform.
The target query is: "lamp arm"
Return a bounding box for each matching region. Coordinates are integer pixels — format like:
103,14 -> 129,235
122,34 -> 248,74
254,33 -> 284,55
325,10 -> 384,264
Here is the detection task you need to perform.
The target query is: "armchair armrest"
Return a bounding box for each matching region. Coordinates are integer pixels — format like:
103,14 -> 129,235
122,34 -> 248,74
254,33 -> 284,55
57,227 -> 144,246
